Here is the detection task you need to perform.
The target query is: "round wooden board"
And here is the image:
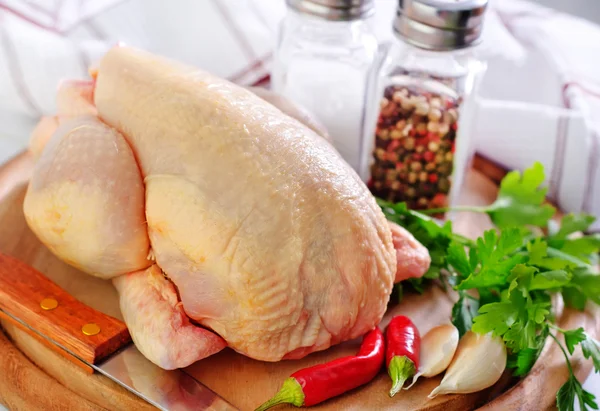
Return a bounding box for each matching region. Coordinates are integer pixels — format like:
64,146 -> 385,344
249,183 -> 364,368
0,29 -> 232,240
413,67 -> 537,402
0,152 -> 598,411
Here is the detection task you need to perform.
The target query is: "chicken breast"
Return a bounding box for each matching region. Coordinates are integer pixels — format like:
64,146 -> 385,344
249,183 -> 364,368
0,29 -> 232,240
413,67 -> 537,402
24,46 -> 429,369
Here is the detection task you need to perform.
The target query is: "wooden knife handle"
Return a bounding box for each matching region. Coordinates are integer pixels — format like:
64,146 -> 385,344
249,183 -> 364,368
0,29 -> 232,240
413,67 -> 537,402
0,253 -> 131,366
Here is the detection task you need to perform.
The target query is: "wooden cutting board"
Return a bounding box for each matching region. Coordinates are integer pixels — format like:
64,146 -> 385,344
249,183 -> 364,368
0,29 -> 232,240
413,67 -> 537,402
0,152 -> 598,411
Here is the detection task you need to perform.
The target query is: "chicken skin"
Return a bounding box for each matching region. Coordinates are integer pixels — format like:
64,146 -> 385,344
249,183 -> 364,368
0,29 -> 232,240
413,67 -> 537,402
24,46 -> 430,369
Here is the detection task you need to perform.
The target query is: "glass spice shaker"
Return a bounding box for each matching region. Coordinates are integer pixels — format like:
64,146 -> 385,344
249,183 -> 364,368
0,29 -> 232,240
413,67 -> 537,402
362,0 -> 488,216
272,0 -> 378,172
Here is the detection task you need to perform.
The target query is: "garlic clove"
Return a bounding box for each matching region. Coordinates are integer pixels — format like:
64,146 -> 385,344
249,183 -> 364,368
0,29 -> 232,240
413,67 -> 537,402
421,324 -> 460,378
428,331 -> 507,398
405,324 -> 459,390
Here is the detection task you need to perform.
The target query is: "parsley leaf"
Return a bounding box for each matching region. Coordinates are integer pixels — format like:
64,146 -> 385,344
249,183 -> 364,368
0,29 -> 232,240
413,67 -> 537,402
486,162 -> 556,228
530,270 -> 572,290
472,301 -> 519,336
563,287 -> 588,311
529,302 -> 551,324
560,327 -> 600,373
581,336 -> 600,373
557,375 -> 598,411
480,228 -> 524,258
502,299 -> 549,351
457,229 -> 527,289
563,328 -> 587,355
507,264 -> 537,297
559,235 -> 600,265
547,246 -> 595,269
451,291 -> 479,337
508,326 -> 549,376
528,238 -> 574,271
503,315 -> 538,350
407,277 -> 425,294
547,214 -> 599,265
570,269 -> 600,306
447,241 -> 473,279
508,348 -> 537,377
550,213 -> 596,241
552,332 -> 600,411
557,268 -> 600,311
472,264 -> 551,351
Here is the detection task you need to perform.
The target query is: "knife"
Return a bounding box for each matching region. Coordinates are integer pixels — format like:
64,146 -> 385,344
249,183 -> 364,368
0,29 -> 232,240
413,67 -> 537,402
0,253 -> 238,411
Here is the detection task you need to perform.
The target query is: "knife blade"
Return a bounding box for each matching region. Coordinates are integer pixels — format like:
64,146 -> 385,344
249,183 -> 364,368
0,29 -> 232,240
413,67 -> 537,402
0,253 -> 238,411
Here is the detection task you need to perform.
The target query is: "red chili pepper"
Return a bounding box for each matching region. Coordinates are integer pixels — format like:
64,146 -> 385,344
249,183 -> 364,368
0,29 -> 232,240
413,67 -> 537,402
255,328 -> 385,410
386,316 -> 420,397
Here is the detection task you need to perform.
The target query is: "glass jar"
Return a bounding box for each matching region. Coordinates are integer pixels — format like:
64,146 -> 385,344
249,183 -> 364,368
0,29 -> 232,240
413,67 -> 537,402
272,0 -> 378,172
362,0 -> 488,215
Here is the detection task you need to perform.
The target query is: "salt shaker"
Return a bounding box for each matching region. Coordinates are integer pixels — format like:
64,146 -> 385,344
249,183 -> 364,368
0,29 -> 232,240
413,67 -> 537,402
272,0 -> 378,172
362,0 -> 488,216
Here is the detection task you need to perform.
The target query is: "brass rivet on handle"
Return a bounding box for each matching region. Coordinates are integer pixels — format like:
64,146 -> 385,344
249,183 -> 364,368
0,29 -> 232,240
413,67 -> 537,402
40,298 -> 58,311
82,323 -> 101,336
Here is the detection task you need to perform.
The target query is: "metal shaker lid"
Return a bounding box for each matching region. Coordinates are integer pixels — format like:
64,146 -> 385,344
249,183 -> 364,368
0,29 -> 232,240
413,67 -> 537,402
286,0 -> 375,21
394,0 -> 488,51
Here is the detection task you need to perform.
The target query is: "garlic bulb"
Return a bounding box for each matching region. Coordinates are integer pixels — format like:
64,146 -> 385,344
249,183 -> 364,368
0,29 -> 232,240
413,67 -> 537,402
405,324 -> 459,390
428,331 -> 506,398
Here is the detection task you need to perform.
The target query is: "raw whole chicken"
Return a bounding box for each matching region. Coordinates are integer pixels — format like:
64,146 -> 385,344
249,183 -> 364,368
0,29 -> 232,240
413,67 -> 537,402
23,46 -> 430,370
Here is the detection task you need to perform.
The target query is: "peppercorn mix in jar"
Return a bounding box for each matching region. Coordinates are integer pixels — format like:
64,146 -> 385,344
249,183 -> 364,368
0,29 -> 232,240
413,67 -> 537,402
362,0 -> 488,216
369,85 -> 460,211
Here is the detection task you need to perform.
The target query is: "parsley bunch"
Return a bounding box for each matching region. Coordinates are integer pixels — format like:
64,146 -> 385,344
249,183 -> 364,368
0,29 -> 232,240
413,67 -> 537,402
378,162 -> 600,411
